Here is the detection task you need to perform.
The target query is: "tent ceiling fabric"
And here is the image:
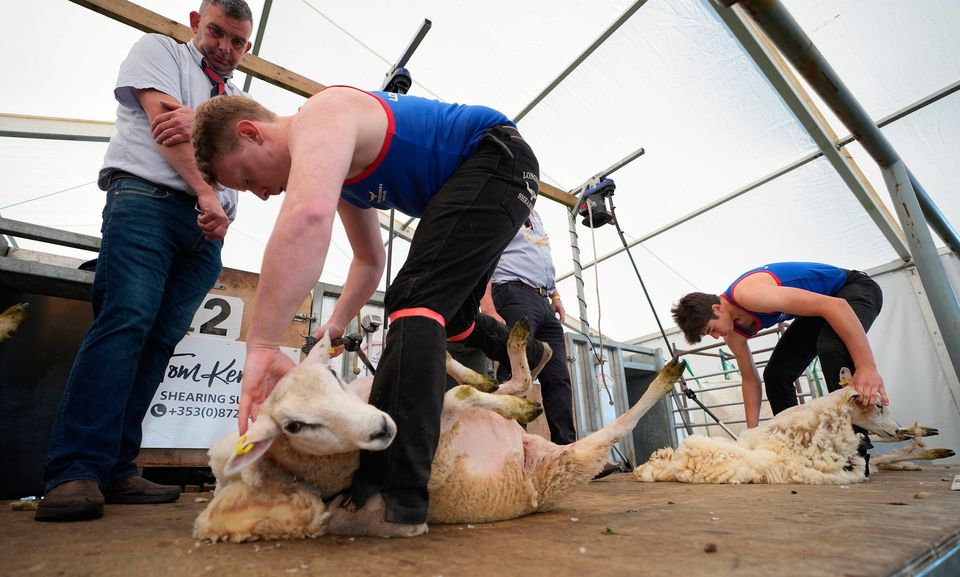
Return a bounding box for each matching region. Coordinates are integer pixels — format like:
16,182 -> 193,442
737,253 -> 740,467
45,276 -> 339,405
1,0 -> 957,341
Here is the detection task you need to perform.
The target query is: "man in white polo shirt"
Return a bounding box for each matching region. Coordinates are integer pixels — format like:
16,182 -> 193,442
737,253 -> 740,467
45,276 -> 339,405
37,0 -> 253,522
481,209 -> 577,445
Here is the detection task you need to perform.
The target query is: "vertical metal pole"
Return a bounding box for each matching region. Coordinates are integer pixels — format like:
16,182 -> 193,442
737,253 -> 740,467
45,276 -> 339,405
567,208 -> 591,337
883,161 -> 960,410
730,0 -> 960,383
242,0 -> 273,93
383,210 -> 395,332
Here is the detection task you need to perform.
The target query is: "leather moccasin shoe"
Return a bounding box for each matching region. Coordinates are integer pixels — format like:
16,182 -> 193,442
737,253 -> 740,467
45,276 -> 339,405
104,475 -> 181,504
35,480 -> 104,522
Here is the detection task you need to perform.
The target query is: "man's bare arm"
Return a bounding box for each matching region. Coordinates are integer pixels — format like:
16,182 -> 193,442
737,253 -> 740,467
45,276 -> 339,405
135,89 -> 228,240
725,333 -> 762,428
735,279 -> 886,406
318,203 -> 386,336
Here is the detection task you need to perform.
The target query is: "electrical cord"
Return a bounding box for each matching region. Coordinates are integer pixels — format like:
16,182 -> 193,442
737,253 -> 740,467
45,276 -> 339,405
606,196 -> 737,439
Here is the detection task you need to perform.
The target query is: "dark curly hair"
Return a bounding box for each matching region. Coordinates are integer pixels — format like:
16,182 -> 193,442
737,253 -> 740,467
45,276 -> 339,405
671,292 -> 720,345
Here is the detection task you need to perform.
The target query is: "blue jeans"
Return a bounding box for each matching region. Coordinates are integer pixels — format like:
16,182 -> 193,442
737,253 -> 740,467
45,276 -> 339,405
43,176 -> 223,492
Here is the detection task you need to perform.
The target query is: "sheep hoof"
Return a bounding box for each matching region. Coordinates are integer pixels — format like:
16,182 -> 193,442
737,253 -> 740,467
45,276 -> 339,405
514,399 -> 544,425
921,448 -> 956,460
460,372 -> 499,393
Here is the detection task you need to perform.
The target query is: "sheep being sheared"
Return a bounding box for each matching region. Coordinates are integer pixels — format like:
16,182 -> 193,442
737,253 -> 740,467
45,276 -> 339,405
194,320 -> 686,542
635,385 -> 903,485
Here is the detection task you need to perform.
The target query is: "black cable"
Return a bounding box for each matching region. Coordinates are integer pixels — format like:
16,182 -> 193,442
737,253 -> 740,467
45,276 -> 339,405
607,196 -> 736,438
609,199 -> 670,347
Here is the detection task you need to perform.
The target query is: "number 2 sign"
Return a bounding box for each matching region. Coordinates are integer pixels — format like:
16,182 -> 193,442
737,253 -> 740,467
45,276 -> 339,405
189,294 -> 244,341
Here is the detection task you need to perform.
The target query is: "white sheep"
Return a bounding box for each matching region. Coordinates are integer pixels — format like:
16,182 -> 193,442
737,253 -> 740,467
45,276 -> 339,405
194,321 -> 686,542
635,384 -> 952,485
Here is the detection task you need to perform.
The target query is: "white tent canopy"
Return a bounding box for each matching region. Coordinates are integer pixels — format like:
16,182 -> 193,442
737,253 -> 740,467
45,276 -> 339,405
2,1 -> 958,440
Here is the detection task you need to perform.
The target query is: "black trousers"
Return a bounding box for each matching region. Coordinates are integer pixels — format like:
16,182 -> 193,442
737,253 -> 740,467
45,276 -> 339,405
763,270 -> 883,451
352,127 -> 538,524
492,283 -> 577,444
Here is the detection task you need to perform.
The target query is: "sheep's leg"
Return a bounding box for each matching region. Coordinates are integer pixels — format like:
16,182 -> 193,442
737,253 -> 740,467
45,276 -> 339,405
495,317 -> 545,397
579,357 -> 685,447
873,424 -> 940,443
0,302 -> 29,342
526,358 -> 686,510
873,447 -> 956,467
445,353 -> 498,393
445,317 -> 545,396
439,385 -> 543,434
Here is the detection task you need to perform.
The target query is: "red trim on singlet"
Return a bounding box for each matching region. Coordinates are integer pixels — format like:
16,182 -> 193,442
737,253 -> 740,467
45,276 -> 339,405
726,270 -> 782,337
388,307 -> 446,327
324,86 -> 395,186
446,322 -> 475,342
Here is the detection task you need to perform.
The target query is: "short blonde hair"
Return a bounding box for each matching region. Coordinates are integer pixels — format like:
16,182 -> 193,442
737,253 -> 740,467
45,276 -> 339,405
192,96 -> 276,186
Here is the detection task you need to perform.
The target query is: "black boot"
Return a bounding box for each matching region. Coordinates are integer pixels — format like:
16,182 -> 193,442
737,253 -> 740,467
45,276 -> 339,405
461,314 -> 550,381
351,316 -> 447,525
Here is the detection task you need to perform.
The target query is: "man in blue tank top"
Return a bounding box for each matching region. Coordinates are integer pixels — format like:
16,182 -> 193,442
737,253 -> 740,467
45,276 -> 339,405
671,262 -> 885,470
191,88 -> 545,536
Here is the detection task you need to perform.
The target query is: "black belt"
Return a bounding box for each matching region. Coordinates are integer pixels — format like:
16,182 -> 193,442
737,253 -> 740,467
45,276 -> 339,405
488,125 -> 524,142
501,280 -> 549,297
498,125 -> 523,140
845,269 -> 871,283
108,170 -> 193,200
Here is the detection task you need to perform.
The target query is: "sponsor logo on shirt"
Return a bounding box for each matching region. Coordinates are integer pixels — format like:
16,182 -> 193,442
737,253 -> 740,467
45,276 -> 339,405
368,184 -> 387,205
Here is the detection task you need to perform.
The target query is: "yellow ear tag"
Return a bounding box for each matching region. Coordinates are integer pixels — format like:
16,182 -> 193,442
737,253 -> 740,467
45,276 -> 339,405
236,434 -> 255,455
838,376 -> 851,387
328,347 -> 336,355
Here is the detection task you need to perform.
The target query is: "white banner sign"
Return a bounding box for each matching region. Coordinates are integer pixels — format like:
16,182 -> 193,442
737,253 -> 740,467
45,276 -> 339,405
141,335 -> 300,449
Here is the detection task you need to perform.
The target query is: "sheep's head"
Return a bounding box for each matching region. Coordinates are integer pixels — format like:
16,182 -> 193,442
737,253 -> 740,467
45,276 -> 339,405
844,388 -> 899,439
224,333 -> 396,476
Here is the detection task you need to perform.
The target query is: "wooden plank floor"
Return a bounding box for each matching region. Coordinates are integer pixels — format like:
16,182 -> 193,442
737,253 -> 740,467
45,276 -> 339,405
2,465 -> 958,577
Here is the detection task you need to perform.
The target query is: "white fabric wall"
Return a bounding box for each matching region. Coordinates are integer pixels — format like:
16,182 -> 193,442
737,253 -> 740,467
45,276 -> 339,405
868,253 -> 960,457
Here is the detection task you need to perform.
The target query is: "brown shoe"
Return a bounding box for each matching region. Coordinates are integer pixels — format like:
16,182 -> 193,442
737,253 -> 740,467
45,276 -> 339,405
104,475 -> 180,504
35,480 -> 104,522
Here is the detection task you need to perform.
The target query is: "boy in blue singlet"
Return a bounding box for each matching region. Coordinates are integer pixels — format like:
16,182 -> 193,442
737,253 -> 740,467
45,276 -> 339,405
191,89 -> 547,537
672,263 -> 887,471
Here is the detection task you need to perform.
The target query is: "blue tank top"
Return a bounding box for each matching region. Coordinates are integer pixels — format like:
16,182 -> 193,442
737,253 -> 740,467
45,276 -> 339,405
339,88 -> 513,217
723,262 -> 848,337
